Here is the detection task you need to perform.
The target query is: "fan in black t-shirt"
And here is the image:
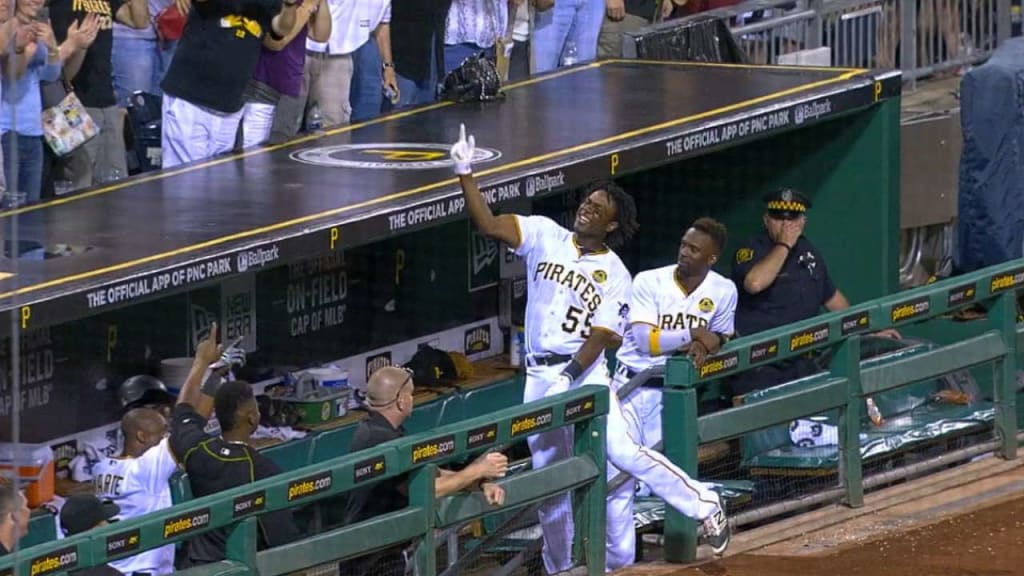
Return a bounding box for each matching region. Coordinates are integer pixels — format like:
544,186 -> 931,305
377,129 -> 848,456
168,323 -> 300,567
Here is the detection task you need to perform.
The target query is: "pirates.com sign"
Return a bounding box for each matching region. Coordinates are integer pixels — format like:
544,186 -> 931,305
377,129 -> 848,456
290,143 -> 502,170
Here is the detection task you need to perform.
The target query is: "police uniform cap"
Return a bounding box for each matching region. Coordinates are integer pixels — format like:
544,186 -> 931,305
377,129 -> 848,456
762,188 -> 811,219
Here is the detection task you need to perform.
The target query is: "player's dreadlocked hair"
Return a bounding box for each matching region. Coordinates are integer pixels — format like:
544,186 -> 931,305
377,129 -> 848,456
580,180 -> 639,249
692,217 -> 728,254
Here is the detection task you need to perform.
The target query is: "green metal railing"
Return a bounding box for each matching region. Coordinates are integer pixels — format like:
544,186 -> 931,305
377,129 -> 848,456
661,258 -> 1024,562
0,387 -> 610,576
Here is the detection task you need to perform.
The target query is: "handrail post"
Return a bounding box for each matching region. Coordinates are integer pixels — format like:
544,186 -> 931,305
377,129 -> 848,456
834,336 -> 864,508
224,518 -> 258,575
989,292 -> 1018,460
662,359 -> 700,563
410,464 -> 439,576
574,391 -> 607,575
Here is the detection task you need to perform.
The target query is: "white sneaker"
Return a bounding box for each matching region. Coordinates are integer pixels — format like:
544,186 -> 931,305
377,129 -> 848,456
702,496 -> 731,556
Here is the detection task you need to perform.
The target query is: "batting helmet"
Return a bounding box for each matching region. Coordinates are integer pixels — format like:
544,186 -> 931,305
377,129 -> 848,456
118,375 -> 175,410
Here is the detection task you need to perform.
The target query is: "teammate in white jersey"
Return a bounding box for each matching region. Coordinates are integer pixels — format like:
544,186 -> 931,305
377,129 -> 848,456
452,126 -> 730,573
92,408 -> 178,575
608,218 -> 737,569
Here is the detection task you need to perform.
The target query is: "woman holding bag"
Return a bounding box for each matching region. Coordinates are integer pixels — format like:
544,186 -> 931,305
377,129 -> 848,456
0,2 -> 97,207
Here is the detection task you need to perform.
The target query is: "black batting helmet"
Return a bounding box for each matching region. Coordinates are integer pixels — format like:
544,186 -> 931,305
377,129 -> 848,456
118,375 -> 175,410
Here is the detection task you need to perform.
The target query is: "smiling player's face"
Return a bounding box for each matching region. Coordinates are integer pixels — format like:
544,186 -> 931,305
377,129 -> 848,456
573,189 -> 618,240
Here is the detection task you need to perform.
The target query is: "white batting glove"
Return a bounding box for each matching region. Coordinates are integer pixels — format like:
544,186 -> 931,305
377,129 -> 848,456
450,123 -> 476,176
549,374 -> 572,396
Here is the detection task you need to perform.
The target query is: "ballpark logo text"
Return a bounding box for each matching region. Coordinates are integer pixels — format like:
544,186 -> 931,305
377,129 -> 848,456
290,143 -> 502,170
30,547 -> 79,576
365,351 -> 393,381
564,395 -> 596,422
511,408 -> 554,437
699,351 -> 739,379
287,471 -> 333,501
354,455 -> 387,483
749,340 -> 779,364
467,423 -> 499,449
794,99 -> 832,125
412,434 -> 457,463
890,297 -> 930,323
163,509 -> 211,540
106,530 -> 141,558
464,325 -> 491,355
236,245 -> 280,273
947,283 -> 977,306
840,310 -> 871,336
990,269 -> 1024,293
524,171 -> 566,197
232,491 -> 267,518
790,324 -> 830,352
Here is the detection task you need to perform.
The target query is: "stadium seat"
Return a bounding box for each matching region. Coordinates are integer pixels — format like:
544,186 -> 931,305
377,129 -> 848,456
262,436 -> 314,471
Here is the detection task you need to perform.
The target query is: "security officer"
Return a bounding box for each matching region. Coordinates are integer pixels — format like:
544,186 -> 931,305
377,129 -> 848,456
728,188 -> 897,398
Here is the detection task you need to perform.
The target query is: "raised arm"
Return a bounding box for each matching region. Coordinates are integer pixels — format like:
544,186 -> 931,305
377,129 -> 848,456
176,323 -> 225,419
452,124 -> 521,247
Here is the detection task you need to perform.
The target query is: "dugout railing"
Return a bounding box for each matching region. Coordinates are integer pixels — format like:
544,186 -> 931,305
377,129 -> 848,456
0,387 -> 609,576
659,257 -> 1024,562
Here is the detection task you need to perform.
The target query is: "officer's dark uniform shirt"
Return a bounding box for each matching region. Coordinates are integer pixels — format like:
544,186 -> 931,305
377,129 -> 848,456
169,404 -> 299,566
731,232 -> 837,337
343,412 -> 408,525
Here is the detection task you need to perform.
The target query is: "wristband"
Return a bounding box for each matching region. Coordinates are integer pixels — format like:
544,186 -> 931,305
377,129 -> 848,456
200,370 -> 225,397
561,358 -> 584,382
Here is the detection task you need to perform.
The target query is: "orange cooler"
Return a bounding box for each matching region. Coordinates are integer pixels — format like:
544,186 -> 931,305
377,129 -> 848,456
0,443 -> 56,507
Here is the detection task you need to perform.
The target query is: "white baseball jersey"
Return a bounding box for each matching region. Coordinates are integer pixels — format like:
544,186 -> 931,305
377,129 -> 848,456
513,215 -> 632,356
616,265 -> 737,373
93,439 -> 179,575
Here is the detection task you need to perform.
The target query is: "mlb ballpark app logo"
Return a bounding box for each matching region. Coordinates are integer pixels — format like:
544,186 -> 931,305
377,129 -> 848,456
354,455 -> 387,483
106,529 -> 141,558
464,324 -> 491,355
163,508 -> 212,540
232,491 -> 267,518
287,471 -> 333,501
30,546 -> 79,576
366,351 -> 393,381
411,434 -> 457,463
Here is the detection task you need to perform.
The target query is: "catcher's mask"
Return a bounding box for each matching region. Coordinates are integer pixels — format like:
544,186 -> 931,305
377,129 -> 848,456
441,52 -> 505,103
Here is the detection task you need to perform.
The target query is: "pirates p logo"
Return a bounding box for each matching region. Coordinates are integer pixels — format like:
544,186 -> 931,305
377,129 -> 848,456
592,270 -> 607,284
736,248 -> 754,264
698,298 -> 715,313
291,143 -> 502,170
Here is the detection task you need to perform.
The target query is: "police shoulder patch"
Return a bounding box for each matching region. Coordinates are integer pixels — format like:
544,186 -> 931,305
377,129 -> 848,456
592,270 -> 607,283
736,248 -> 754,264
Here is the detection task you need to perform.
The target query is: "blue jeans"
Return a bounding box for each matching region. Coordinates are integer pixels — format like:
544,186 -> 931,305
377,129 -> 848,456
384,38 -> 440,113
531,0 -> 604,73
349,40 -> 383,123
2,133 -> 43,206
443,43 -> 495,76
112,36 -> 177,105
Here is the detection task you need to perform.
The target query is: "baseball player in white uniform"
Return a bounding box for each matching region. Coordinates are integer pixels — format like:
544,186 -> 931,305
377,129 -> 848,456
452,126 -> 730,573
607,218 -> 737,569
93,408 -> 179,575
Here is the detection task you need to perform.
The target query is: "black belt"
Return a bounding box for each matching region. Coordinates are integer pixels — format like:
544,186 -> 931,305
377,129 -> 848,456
527,354 -> 573,367
616,363 -> 664,387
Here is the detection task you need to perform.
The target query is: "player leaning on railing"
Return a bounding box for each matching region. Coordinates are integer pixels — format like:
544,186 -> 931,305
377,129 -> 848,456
451,125 -> 730,574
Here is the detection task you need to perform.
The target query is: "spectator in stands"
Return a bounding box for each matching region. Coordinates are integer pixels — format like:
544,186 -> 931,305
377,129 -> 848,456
60,495 -> 121,576
443,0 -> 509,75
729,189 -> 900,398
51,0 -> 151,189
241,0 -> 330,148
0,5 -> 97,207
111,0 -> 178,103
0,9 -> 23,200
340,365 -> 507,576
597,0 -> 675,58
169,323 -> 299,567
92,408 -> 178,575
530,0 -> 601,73
159,0 -> 298,168
384,0 -> 451,110
0,487 -> 30,556
507,0 -> 531,81
347,0 -> 397,122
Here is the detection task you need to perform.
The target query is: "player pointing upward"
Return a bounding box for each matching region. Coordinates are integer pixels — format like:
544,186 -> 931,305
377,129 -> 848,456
452,125 -> 730,573
453,124 -> 637,575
